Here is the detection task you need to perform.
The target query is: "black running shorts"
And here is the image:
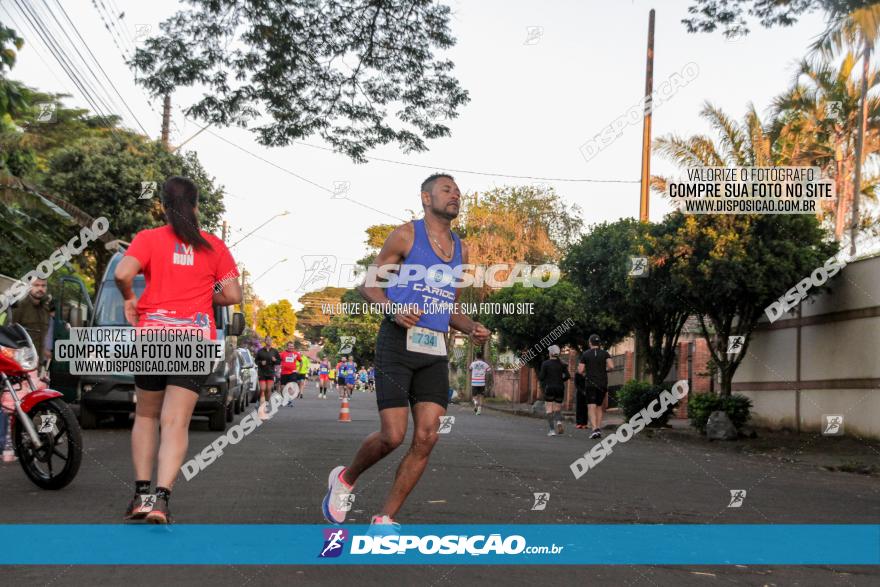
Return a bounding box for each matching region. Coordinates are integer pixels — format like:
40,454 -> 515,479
585,384 -> 607,405
374,319 -> 449,411
472,385 -> 485,396
543,385 -> 565,404
134,374 -> 206,394
280,373 -> 297,386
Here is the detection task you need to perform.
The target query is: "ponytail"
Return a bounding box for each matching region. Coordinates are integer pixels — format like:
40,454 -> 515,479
161,176 -> 212,251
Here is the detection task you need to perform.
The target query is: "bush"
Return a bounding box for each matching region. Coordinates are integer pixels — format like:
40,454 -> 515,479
687,393 -> 753,433
615,380 -> 679,428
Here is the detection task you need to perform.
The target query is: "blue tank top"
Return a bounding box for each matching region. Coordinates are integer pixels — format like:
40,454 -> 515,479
387,219 -> 462,332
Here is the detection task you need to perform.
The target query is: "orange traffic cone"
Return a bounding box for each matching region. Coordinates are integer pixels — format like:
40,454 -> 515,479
338,397 -> 351,422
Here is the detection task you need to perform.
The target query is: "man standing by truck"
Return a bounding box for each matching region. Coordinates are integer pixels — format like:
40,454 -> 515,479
8,278 -> 53,367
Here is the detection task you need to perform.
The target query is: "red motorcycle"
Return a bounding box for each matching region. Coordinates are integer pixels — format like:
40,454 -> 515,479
0,323 -> 82,489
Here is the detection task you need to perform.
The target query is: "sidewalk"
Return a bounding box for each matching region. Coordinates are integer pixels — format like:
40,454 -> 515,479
477,399 -> 880,476
478,399 -> 692,431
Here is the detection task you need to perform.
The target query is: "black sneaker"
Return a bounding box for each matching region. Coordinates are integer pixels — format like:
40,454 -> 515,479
590,429 -> 602,439
124,493 -> 156,521
145,494 -> 171,524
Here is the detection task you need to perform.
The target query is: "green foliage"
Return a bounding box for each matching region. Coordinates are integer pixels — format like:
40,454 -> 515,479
131,0 -> 468,162
296,286 -> 347,341
320,288 -> 382,364
680,1 -> 867,38
687,392 -> 754,433
483,280 -> 622,368
656,104 -> 838,395
457,185 -> 583,266
40,132 -> 225,283
0,22 -> 24,73
616,380 -> 677,427
562,216 -> 692,384
256,299 -> 297,341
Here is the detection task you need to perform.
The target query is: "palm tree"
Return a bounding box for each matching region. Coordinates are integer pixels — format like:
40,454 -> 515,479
771,54 -> 880,239
813,3 -> 880,253
652,102 -> 775,184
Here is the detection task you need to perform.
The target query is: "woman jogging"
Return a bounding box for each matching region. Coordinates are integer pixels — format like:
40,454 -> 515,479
538,345 -> 570,436
115,176 -> 241,524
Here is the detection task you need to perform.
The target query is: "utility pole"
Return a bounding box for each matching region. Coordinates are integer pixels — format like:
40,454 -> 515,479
634,9 -> 655,383
639,9 -> 655,222
240,267 -> 248,329
160,94 -> 171,149
222,220 -> 228,242
851,43 -> 871,255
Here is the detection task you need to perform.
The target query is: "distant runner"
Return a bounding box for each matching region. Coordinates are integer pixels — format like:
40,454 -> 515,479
279,341 -> 301,407
255,336 -> 281,420
318,359 -> 330,398
539,345 -> 570,436
579,335 -> 613,439
468,351 -> 491,415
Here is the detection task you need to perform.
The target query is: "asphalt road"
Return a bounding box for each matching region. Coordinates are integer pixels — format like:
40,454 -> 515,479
2,380 -> 878,585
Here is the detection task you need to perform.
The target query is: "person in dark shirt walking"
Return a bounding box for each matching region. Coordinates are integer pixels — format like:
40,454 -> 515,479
578,334 -> 614,439
538,345 -> 570,437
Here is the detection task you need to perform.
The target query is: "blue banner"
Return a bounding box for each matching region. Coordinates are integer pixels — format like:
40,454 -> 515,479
1,524 -> 877,565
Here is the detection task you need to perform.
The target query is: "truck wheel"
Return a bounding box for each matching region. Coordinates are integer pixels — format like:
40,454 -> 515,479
79,403 -> 97,429
209,404 -> 227,431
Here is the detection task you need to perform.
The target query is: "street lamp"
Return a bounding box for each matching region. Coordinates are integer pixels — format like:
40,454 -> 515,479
253,258 -> 288,284
230,211 -> 290,248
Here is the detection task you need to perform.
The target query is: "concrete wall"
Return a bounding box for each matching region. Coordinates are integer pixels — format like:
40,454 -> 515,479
732,254 -> 880,439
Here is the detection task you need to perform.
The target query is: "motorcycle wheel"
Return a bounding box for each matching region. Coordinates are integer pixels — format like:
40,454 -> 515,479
14,398 -> 83,490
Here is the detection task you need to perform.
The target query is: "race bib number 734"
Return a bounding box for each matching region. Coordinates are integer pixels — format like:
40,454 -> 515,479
406,326 -> 447,356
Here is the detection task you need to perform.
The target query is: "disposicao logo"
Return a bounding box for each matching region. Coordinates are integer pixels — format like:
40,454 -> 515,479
319,528 -> 348,558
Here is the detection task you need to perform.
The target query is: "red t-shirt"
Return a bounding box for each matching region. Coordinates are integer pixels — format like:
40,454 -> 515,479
125,225 -> 237,340
279,350 -> 301,375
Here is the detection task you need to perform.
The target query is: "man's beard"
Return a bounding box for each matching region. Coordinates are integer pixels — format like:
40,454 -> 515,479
432,202 -> 459,221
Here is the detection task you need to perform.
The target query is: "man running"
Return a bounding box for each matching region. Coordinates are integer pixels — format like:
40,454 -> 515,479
297,354 -> 311,399
279,341 -> 301,407
335,359 -> 346,396
255,336 -> 280,420
322,173 -> 490,532
539,345 -> 570,436
318,359 -> 330,398
343,356 -> 357,398
468,351 -> 491,415
578,334 -> 613,439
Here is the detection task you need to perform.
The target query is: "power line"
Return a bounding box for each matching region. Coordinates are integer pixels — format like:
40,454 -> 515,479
192,120 -> 408,222
11,0 -> 122,139
104,0 -> 137,51
292,140 -> 641,184
0,4 -> 68,90
47,0 -> 150,135
89,0 -> 132,60
32,0 -> 123,117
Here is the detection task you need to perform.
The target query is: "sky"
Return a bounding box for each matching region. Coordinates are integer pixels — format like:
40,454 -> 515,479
2,0 -> 832,307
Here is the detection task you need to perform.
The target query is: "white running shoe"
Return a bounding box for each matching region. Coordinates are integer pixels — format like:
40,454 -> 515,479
258,402 -> 269,421
547,430 -> 556,437
367,514 -> 400,536
476,406 -> 481,415
322,465 -> 354,525
556,420 -> 565,435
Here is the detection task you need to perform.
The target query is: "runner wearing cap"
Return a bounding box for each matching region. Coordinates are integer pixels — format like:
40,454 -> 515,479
538,344 -> 570,436
579,334 -> 614,439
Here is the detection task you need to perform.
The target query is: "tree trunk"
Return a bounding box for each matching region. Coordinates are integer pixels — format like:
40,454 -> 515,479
719,364 -> 734,397
851,42 -> 871,255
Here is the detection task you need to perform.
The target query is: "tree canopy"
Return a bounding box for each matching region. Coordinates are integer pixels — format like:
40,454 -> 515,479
131,0 -> 469,162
